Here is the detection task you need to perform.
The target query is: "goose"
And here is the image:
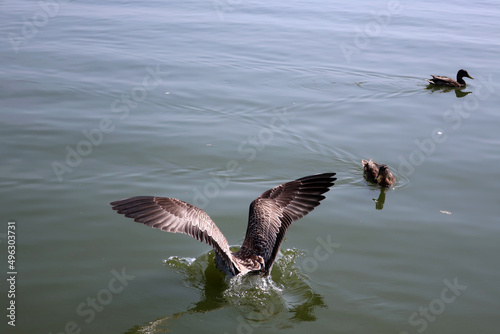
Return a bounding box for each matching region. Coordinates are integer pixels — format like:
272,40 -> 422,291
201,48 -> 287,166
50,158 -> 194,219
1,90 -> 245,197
110,173 -> 336,277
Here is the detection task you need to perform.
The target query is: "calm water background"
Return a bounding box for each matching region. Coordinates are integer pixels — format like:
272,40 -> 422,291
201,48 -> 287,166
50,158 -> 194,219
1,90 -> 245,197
1,0 -> 500,333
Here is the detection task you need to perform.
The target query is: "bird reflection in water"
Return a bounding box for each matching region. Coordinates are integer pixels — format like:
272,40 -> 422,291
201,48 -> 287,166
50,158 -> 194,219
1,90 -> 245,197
373,187 -> 389,210
125,249 -> 326,333
425,84 -> 472,98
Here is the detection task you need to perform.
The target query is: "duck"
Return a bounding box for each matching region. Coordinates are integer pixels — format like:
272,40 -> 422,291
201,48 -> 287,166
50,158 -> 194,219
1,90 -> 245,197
426,69 -> 473,87
110,173 -> 336,277
362,158 -> 395,187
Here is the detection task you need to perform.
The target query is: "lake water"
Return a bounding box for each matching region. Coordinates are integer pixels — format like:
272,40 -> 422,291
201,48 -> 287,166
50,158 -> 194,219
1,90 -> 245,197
1,0 -> 500,333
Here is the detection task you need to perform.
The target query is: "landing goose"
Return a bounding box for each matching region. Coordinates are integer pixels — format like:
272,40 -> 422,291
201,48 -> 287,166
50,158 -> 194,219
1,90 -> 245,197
110,173 -> 336,277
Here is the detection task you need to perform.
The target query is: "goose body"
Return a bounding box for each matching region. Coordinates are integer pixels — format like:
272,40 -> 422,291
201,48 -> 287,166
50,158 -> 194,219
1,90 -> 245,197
110,173 -> 336,277
362,158 -> 395,187
427,69 -> 473,87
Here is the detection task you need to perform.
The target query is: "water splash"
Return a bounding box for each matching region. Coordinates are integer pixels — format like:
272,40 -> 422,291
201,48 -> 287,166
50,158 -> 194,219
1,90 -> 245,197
130,248 -> 326,332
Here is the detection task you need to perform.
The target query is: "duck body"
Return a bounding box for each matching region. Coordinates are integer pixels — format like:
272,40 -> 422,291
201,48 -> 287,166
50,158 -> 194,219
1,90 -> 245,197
427,69 -> 473,87
110,173 -> 336,277
362,158 -> 395,187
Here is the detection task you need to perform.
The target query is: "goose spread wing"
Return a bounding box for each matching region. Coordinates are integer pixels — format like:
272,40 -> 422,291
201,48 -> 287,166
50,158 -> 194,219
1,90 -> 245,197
238,173 -> 336,275
110,196 -> 236,274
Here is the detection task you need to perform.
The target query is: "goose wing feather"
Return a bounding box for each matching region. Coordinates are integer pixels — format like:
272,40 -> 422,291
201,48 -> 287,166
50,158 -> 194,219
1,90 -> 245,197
110,196 -> 236,274
238,173 -> 336,274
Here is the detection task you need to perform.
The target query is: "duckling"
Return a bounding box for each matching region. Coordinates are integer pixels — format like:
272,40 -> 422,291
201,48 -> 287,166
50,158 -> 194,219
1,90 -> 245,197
362,158 -> 395,187
427,69 -> 473,87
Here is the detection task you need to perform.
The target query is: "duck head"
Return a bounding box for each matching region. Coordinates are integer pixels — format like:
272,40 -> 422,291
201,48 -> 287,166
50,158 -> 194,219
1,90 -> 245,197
457,69 -> 474,81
